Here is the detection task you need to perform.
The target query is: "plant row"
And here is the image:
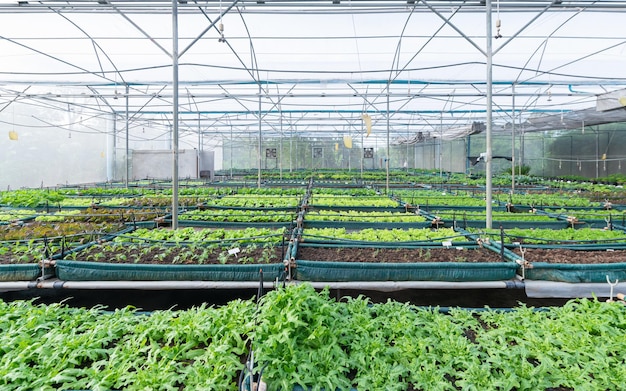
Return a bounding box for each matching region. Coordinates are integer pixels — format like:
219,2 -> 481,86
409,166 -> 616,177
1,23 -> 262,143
1,284 -> 625,390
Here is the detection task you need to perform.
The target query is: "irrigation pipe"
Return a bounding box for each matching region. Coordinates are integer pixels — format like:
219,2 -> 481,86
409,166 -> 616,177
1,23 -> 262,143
525,280 -> 626,299
3,279 -> 624,300
0,279 -> 523,292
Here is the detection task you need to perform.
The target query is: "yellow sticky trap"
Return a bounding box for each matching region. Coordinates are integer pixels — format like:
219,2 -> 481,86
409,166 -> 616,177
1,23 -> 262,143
362,114 -> 372,137
619,97 -> 626,107
334,143 -> 339,151
343,135 -> 353,149
602,153 -> 607,160
8,130 -> 18,141
101,151 -> 105,158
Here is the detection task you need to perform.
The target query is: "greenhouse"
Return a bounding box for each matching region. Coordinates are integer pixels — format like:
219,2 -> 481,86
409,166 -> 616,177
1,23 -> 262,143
2,1 -> 626,390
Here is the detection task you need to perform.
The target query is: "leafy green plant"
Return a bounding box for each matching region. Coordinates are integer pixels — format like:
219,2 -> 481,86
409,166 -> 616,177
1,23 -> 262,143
180,209 -> 295,223
470,227 -> 626,244
305,210 -> 426,223
1,285 -> 626,390
302,227 -> 464,243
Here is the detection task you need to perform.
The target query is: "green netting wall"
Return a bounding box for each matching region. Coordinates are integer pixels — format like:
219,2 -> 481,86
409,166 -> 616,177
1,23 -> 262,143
0,264 -> 42,281
295,260 -> 518,282
55,260 -> 283,281
523,262 -> 626,283
218,123 -> 626,180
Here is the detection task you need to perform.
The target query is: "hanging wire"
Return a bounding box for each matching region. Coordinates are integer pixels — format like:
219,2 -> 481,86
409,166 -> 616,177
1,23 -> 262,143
495,0 -> 502,39
218,0 -> 225,43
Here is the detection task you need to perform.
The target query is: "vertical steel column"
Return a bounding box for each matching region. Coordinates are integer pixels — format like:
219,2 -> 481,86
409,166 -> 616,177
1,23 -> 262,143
171,0 -> 180,229
360,120 -> 364,178
125,84 -> 129,189
386,86 -> 390,195
511,83 -> 515,194
108,112 -> 117,181
485,0 -> 494,229
439,114 -> 443,180
197,113 -> 201,178
258,84 -> 262,188
279,105 -> 283,179
230,125 -> 233,179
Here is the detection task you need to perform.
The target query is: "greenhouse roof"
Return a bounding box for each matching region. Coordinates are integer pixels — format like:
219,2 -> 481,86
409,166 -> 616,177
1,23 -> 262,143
2,0 -> 626,140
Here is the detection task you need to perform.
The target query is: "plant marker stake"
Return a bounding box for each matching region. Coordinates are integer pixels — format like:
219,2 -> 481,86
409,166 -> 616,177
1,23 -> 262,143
518,243 -> 526,280
281,235 -> 285,261
499,226 -> 505,261
43,236 -> 50,260
606,275 -> 619,302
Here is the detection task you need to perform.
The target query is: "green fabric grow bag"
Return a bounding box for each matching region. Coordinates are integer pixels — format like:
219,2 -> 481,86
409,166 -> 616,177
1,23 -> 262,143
523,262 -> 626,283
295,260 -> 518,282
55,260 -> 283,281
0,264 -> 42,281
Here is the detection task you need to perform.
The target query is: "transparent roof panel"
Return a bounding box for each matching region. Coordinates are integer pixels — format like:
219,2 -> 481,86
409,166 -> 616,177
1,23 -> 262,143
1,0 -> 626,140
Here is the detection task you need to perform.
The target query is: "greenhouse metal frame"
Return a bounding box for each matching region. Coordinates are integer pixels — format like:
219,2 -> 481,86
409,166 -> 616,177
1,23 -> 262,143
2,0 -> 626,226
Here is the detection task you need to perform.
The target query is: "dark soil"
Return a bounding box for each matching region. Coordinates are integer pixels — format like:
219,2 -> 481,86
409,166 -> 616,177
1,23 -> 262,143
512,248 -> 626,264
297,246 -> 506,263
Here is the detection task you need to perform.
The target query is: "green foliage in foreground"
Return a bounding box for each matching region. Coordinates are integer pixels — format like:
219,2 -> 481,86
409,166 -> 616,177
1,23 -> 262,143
1,284 -> 626,390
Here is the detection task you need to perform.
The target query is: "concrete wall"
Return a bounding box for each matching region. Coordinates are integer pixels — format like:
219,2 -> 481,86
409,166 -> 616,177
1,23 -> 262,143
115,149 -> 215,180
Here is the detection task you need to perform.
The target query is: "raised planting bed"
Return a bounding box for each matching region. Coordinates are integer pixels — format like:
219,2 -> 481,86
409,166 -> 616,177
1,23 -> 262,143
470,227 -> 626,247
55,226 -> 290,281
306,194 -> 399,208
2,284 -> 625,391
56,243 -> 286,281
391,189 -> 488,208
304,210 -> 427,223
300,227 -> 467,246
204,194 -> 302,209
295,246 -> 517,282
512,247 -> 626,283
302,209 -> 430,229
0,208 -> 38,224
294,228 -> 517,282
544,208 -> 626,228
423,209 -> 567,229
507,192 -> 597,208
32,207 -> 167,224
0,222 -> 128,281
177,209 -> 296,227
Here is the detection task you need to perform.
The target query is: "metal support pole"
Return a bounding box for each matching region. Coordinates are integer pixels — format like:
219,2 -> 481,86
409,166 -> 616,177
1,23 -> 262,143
112,114 -> 117,181
386,87 -> 390,195
279,105 -> 283,179
511,83 -> 515,194
485,0 -> 494,229
171,0 -> 180,229
258,84 -> 262,188
125,85 -> 130,189
197,113 -> 201,178
596,128 -> 600,179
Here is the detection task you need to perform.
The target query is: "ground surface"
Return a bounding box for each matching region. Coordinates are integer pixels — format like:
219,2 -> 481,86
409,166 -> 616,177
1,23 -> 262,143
512,248 -> 626,264
297,246 -> 505,263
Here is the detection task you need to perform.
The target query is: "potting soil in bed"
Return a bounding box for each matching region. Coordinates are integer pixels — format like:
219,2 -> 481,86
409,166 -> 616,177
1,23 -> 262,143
297,247 -> 506,263
512,248 -> 626,264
